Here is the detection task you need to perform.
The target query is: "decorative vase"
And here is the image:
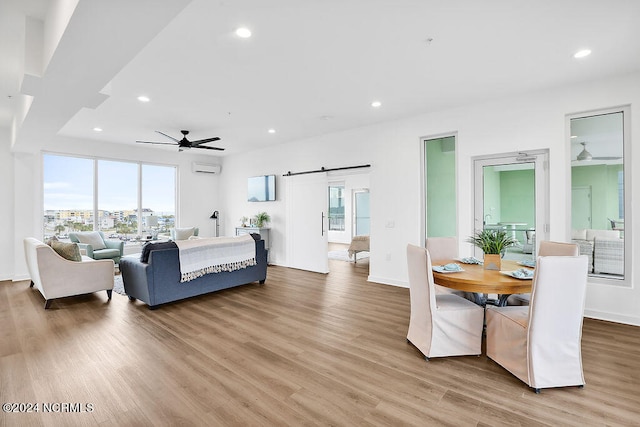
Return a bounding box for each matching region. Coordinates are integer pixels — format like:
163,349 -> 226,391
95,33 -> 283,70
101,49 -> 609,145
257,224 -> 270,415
484,254 -> 501,270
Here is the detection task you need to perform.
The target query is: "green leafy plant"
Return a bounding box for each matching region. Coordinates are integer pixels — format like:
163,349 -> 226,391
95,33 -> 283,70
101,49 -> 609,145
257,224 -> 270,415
254,212 -> 271,228
466,229 -> 516,255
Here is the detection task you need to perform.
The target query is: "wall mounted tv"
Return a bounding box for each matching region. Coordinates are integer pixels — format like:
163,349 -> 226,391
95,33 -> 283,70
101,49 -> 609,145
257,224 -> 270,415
248,175 -> 276,202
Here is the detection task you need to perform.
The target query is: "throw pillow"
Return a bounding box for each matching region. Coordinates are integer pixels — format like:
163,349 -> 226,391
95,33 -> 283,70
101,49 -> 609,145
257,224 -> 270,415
174,227 -> 195,240
50,241 -> 82,262
76,231 -> 107,250
140,241 -> 178,263
46,235 -> 59,246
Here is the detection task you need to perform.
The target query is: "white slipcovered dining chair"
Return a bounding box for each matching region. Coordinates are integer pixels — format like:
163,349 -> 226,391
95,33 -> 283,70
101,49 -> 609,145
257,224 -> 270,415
426,237 -> 460,296
508,240 -> 579,305
406,244 -> 484,359
486,255 -> 589,393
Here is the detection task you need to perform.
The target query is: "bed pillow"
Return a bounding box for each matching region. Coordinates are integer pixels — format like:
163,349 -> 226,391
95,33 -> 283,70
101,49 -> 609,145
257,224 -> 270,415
50,241 -> 82,262
76,231 -> 107,250
140,241 -> 178,263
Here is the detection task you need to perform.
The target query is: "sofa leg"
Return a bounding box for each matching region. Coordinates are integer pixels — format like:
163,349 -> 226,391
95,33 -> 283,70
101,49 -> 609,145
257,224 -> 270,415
259,280 -> 265,284
30,281 -> 34,288
44,299 -> 52,309
128,296 -> 136,302
106,289 -> 112,300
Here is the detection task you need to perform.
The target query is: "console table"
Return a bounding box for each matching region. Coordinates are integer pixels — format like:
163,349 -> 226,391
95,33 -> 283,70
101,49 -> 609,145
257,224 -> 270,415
236,227 -> 271,263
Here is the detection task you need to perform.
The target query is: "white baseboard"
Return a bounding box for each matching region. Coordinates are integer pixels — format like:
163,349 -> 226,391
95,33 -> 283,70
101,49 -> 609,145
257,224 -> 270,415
367,275 -> 408,288
584,309 -> 640,327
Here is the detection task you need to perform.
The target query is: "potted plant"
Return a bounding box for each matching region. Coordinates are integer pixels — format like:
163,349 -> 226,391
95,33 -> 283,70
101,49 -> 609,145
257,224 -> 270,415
466,229 -> 516,270
254,212 -> 271,228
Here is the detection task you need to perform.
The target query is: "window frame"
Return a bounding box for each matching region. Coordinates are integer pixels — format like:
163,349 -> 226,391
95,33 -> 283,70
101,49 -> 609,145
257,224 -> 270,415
42,152 -> 177,241
566,105 -> 631,287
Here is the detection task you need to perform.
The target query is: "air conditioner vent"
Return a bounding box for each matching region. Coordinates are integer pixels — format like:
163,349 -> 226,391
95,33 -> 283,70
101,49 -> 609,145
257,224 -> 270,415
192,162 -> 221,174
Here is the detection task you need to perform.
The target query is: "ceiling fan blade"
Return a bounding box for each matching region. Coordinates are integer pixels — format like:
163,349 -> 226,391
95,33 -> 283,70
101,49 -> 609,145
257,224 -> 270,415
190,137 -> 221,145
193,145 -> 225,151
136,140 -> 178,145
155,131 -> 180,142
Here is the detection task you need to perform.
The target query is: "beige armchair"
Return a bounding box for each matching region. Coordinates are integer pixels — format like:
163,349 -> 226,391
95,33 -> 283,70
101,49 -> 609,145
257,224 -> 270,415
508,240 -> 579,305
24,238 -> 114,309
406,244 -> 484,359
486,255 -> 589,393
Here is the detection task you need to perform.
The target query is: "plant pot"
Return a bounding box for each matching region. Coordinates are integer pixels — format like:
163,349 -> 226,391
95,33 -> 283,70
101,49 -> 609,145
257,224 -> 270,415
484,254 -> 501,270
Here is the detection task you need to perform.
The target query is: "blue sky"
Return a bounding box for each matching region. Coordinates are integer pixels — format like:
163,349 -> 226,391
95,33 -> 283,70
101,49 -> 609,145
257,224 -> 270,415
43,154 -> 176,214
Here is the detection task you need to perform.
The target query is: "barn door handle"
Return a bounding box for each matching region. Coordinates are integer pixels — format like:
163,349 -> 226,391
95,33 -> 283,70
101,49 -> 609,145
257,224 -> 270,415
321,212 -> 325,236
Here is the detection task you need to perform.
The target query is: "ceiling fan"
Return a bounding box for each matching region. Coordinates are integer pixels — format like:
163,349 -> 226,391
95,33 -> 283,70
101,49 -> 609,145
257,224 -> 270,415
136,130 -> 224,151
575,142 -> 620,161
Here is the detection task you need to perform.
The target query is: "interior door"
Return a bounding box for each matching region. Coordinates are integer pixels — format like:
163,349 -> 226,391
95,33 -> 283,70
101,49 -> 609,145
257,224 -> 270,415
571,187 -> 592,229
473,151 -> 549,259
286,173 -> 329,273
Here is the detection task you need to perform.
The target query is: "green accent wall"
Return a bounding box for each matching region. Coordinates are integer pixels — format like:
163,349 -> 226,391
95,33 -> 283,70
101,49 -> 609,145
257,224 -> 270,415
426,137 -> 456,237
499,169 -> 535,237
482,166 -> 501,225
572,164 -> 623,230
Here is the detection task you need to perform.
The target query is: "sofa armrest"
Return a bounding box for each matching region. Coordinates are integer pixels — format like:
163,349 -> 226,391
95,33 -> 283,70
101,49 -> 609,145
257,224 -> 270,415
104,239 -> 125,255
76,242 -> 94,257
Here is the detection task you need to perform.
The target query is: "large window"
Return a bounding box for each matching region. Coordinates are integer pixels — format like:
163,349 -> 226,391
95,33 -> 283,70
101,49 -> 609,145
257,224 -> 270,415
43,154 -> 176,243
569,107 -> 630,283
425,135 -> 456,239
328,185 -> 345,231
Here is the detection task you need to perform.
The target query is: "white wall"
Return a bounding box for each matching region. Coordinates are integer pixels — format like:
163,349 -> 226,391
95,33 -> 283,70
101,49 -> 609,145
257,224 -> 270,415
221,71 -> 640,326
4,135 -> 223,280
0,128 -> 15,281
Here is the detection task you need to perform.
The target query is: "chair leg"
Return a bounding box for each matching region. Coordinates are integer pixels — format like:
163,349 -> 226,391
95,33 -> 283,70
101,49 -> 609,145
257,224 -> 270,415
106,289 -> 112,300
30,281 -> 34,288
533,388 -> 541,394
425,356 -> 430,362
44,299 -> 52,309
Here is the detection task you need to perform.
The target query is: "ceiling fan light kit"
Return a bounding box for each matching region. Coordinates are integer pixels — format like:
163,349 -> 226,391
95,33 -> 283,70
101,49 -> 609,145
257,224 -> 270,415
136,130 -> 224,151
577,142 -> 593,161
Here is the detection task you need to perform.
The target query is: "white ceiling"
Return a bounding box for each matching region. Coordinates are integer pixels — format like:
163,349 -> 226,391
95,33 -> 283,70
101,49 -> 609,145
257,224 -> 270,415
3,0 -> 640,156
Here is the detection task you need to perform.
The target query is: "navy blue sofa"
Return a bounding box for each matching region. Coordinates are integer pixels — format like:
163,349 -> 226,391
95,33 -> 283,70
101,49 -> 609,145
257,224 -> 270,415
119,239 -> 267,309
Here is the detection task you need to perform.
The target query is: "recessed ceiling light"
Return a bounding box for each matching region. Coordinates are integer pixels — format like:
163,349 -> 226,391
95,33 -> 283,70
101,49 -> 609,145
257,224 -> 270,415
137,95 -> 150,103
236,27 -> 252,38
93,127 -> 103,132
268,128 -> 276,134
573,49 -> 591,59
371,101 -> 382,108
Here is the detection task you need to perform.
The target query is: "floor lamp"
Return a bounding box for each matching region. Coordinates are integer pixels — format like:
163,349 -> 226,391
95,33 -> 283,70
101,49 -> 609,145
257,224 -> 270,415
210,211 -> 219,237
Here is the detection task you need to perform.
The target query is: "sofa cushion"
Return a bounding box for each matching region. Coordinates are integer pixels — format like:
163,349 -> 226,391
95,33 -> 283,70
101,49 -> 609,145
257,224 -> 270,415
571,229 -> 587,240
50,241 -> 82,262
75,231 -> 107,250
586,229 -> 620,241
92,248 -> 121,260
140,241 -> 178,263
174,227 -> 195,240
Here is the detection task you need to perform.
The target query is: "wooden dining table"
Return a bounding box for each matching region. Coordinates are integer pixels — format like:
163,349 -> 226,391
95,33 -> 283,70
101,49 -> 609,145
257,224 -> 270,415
431,259 -> 533,306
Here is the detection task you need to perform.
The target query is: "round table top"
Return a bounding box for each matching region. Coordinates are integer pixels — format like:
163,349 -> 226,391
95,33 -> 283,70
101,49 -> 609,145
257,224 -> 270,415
431,259 -> 533,294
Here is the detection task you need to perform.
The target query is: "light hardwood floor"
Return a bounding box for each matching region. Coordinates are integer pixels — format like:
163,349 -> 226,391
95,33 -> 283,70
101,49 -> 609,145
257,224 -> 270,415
1,260 -> 638,426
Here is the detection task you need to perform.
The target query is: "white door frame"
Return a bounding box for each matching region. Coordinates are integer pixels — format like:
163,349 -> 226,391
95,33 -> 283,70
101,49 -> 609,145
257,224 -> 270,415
473,150 -> 550,258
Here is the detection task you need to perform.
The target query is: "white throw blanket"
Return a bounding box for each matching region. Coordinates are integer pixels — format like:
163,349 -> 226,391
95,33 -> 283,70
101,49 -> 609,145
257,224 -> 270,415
174,234 -> 256,282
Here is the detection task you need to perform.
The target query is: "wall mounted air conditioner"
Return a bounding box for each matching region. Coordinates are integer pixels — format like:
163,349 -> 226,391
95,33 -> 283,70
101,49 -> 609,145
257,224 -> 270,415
192,162 -> 221,174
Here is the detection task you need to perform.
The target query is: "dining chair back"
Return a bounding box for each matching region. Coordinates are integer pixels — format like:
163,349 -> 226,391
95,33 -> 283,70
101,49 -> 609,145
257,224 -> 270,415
538,241 -> 579,256
486,255 -> 589,392
426,237 -> 463,296
406,244 -> 484,359
508,240 -> 579,305
425,237 -> 458,261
